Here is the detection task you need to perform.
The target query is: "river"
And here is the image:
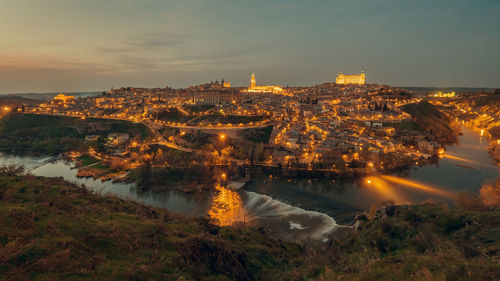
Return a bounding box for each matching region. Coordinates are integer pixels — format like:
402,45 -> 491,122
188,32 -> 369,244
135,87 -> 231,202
0,127 -> 497,242
246,128 -> 498,214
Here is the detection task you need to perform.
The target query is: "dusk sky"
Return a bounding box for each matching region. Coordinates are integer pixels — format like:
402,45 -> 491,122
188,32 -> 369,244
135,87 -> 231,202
1,0 -> 499,93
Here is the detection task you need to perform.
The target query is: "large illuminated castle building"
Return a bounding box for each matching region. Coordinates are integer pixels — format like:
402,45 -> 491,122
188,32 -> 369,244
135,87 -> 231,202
247,73 -> 283,94
336,71 -> 366,85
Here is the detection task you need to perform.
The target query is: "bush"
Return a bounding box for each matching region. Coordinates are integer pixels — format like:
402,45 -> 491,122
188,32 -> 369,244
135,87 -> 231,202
0,164 -> 25,176
457,192 -> 488,211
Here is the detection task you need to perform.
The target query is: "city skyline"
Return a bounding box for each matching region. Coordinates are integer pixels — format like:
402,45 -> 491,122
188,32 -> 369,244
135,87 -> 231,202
1,0 -> 499,93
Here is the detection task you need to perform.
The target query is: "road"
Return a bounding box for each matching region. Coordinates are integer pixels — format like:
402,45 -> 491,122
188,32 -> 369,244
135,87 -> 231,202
158,122 -> 273,131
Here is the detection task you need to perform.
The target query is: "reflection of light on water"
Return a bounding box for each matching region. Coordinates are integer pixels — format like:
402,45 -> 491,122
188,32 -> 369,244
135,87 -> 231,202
208,184 -> 249,226
443,153 -> 480,165
379,175 -> 454,198
363,176 -> 407,203
363,174 -> 456,204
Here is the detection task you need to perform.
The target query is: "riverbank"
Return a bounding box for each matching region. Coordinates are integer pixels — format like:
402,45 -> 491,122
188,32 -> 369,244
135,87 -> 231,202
243,127 -> 499,213
2,125 -> 496,229
0,124 -> 497,247
1,173 -> 498,280
0,111 -> 454,190
0,173 -> 309,280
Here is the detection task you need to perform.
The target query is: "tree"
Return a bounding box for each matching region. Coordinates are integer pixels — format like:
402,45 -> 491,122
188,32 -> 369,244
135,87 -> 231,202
110,158 -> 127,171
137,161 -> 152,190
220,146 -> 234,162
480,180 -> 500,207
155,148 -> 165,164
95,136 -> 107,152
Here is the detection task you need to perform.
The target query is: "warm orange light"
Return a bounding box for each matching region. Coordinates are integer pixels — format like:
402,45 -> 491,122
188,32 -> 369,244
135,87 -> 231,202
379,175 -> 454,197
442,153 -> 480,165
207,184 -> 249,226
363,176 -> 405,203
3,106 -> 10,111
219,134 -> 226,140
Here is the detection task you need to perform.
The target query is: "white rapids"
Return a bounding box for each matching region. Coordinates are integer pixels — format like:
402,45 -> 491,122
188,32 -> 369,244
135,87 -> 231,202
243,191 -> 338,241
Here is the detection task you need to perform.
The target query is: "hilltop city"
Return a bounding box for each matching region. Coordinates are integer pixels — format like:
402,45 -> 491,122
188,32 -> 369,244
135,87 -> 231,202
1,72 -> 471,188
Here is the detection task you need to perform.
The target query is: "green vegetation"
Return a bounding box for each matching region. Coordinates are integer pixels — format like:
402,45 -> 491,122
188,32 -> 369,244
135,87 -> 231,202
196,114 -> 267,125
402,101 -> 459,144
317,204 -> 500,280
239,125 -> 273,143
384,121 -> 421,132
1,171 -> 499,280
0,173 -> 306,281
155,108 -> 193,123
77,154 -> 100,166
0,113 -> 150,154
131,165 -> 218,191
182,104 -> 215,113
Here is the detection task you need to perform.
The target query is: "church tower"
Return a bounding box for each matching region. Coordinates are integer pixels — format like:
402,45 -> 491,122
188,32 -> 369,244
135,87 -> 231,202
250,73 -> 256,88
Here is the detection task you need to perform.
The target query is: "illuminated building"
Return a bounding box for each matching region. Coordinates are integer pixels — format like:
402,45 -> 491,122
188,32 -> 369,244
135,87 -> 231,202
54,94 -> 75,103
247,73 -> 283,94
52,93 -> 75,108
430,91 -> 455,98
192,91 -> 235,105
336,71 -> 366,85
107,132 -> 129,145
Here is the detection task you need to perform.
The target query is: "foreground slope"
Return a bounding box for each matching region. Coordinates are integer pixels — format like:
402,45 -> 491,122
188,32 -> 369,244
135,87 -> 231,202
0,172 -> 499,280
0,174 -> 305,281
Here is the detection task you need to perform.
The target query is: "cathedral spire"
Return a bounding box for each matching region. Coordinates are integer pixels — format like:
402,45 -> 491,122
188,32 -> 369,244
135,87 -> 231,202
251,73 -> 256,87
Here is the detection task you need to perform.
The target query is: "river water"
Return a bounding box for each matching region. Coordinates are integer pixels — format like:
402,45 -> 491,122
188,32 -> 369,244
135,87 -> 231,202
0,127 -> 497,242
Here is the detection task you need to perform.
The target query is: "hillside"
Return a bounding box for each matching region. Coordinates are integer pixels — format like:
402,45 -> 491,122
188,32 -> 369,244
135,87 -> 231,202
401,101 -> 460,144
0,171 -> 499,280
0,173 -> 306,280
0,113 -> 150,154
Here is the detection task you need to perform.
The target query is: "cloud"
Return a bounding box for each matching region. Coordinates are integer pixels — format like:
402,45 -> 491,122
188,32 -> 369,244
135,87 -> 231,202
128,32 -> 189,48
92,31 -> 280,72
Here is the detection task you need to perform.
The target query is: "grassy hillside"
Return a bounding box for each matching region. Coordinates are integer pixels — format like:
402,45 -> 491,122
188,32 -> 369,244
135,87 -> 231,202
402,101 -> 459,144
0,173 -> 307,281
318,204 -> 500,280
0,113 -> 150,154
0,171 -> 499,280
